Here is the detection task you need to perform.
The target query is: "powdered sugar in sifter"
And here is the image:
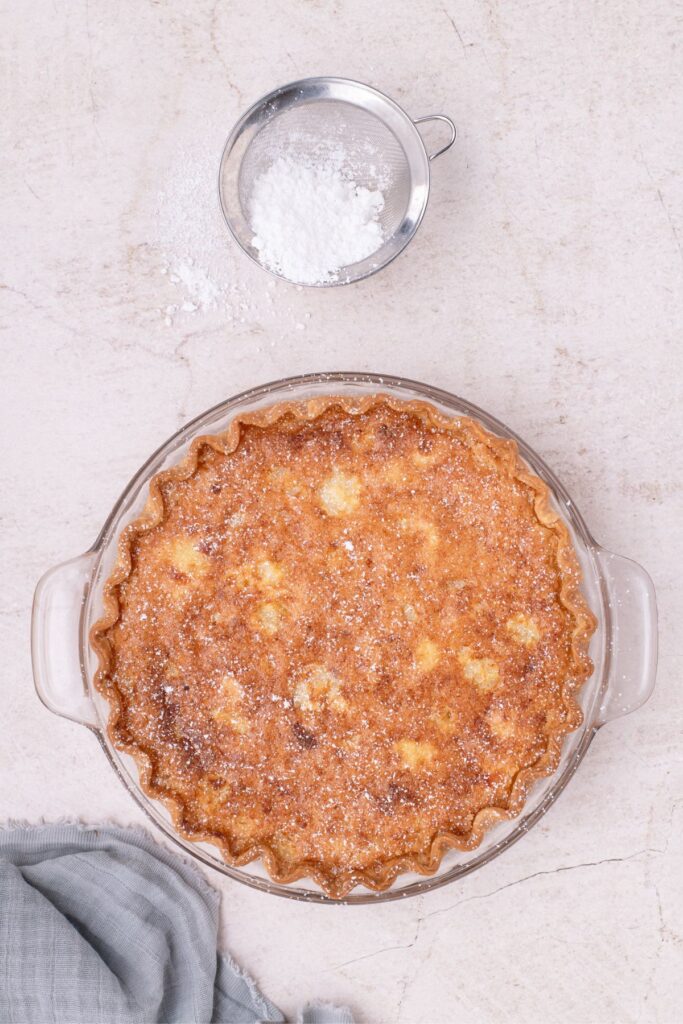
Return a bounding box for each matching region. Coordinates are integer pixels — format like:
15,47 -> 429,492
218,77 -> 456,286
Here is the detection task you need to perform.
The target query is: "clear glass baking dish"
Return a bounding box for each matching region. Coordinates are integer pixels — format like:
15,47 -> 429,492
31,372 -> 658,904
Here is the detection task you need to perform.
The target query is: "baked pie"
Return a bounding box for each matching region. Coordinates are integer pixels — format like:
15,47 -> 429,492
91,396 -> 596,897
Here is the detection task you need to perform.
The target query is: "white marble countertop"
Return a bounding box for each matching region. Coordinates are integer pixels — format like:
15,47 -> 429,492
2,2 -> 682,1021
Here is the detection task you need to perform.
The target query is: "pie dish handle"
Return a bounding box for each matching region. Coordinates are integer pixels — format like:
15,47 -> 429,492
31,552 -> 100,730
594,548 -> 658,727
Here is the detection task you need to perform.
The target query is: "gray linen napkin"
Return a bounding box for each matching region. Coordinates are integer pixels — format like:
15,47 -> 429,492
0,823 -> 354,1024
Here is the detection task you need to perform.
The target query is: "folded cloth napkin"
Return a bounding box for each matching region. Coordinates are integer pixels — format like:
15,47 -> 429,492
0,823 -> 353,1024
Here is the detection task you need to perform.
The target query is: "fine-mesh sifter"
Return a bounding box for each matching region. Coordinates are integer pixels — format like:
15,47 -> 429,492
218,77 -> 456,286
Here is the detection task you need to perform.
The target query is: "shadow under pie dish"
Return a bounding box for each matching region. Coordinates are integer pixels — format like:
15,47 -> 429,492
88,394 -> 596,898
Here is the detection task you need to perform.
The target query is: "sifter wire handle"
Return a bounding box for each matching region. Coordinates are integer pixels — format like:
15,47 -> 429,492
413,114 -> 457,161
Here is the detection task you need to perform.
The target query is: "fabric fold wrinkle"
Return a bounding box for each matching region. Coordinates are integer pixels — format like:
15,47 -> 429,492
0,822 -> 353,1024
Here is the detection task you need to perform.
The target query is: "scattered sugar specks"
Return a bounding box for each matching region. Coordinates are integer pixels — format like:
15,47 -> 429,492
151,136 -> 318,335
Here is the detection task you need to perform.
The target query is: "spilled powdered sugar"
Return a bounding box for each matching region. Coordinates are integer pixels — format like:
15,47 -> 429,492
154,140 -> 256,323
152,138 -> 315,334
160,259 -> 222,322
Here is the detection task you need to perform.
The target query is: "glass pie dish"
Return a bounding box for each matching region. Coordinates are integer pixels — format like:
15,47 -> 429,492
31,372 -> 658,904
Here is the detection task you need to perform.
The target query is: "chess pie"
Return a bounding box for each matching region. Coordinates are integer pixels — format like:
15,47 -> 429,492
91,396 -> 596,897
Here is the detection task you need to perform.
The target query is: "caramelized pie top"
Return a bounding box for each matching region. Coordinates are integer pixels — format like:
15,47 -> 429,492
91,396 -> 595,897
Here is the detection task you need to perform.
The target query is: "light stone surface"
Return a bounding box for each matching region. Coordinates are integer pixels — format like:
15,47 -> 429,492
2,2 -> 682,1021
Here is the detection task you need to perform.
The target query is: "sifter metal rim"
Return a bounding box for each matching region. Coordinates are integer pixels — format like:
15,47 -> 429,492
217,76 -> 456,287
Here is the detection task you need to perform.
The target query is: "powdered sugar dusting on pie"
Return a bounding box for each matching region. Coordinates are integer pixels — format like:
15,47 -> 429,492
91,397 -> 596,897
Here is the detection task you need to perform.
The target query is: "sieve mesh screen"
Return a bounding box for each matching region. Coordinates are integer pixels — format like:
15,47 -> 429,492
237,100 -> 411,243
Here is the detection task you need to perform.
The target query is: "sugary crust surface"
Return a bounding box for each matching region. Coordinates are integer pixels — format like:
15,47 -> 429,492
90,395 -> 596,897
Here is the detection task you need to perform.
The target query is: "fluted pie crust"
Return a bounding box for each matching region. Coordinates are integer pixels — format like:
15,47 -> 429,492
90,395 -> 596,898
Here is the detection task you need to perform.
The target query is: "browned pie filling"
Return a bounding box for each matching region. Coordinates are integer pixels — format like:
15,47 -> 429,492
91,396 -> 595,897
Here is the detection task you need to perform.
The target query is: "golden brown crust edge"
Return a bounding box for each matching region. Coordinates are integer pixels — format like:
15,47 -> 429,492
89,394 -> 597,899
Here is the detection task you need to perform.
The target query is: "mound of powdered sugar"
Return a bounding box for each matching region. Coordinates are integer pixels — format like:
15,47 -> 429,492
249,150 -> 385,285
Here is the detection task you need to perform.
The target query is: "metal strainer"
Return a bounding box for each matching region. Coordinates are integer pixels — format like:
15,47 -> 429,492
218,77 -> 456,286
